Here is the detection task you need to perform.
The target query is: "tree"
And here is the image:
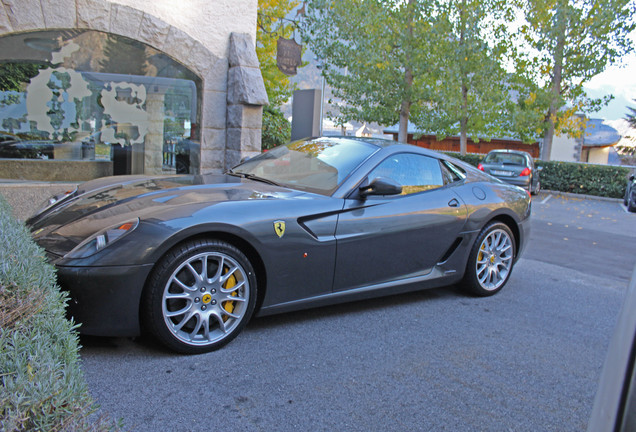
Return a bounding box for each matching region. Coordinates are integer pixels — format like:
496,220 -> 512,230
518,0 -> 636,160
413,0 -> 515,154
302,0 -> 519,152
262,105 -> 291,149
627,99 -> 636,127
303,0 -> 437,143
257,0 -> 300,107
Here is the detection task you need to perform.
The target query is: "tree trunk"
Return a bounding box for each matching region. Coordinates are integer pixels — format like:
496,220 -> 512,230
398,68 -> 413,143
459,0 -> 468,155
460,82 -> 469,155
541,6 -> 566,161
397,0 -> 416,143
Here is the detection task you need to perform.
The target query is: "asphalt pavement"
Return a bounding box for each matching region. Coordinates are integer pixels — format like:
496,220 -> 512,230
79,192 -> 636,431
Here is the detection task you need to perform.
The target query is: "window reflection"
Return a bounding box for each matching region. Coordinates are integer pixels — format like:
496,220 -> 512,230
0,30 -> 201,177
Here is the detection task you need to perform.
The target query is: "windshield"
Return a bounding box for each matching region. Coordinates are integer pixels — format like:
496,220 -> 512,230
231,137 -> 379,195
484,152 -> 527,165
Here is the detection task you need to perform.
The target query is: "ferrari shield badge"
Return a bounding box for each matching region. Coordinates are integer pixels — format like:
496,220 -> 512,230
274,220 -> 286,238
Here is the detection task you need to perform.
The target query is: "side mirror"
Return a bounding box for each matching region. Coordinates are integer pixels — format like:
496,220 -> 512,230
630,174 -> 635,182
359,177 -> 402,198
536,166 -> 544,172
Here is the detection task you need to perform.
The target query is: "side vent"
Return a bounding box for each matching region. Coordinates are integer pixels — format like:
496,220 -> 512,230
438,237 -> 463,264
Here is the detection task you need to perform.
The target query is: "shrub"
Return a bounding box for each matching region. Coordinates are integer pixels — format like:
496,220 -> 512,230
0,196 -> 117,431
445,152 -> 484,167
261,105 -> 291,150
535,161 -> 630,199
444,152 -> 630,199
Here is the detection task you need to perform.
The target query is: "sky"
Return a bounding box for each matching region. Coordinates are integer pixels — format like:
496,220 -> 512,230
584,33 -> 636,121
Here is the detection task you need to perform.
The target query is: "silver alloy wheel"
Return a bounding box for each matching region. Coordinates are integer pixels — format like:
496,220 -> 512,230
162,251 -> 250,346
475,228 -> 514,291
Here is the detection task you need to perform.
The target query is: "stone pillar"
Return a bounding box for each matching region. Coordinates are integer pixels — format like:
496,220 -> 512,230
144,91 -> 165,174
226,33 -> 268,170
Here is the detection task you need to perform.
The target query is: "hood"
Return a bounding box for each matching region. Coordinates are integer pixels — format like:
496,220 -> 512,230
28,174 -> 305,256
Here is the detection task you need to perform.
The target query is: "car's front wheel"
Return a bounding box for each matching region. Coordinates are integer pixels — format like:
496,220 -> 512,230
462,222 -> 516,296
143,239 -> 257,354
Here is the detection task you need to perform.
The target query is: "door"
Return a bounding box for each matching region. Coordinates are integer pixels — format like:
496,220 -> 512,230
333,153 -> 467,291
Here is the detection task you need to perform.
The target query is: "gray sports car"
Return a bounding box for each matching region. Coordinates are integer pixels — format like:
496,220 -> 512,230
27,137 -> 531,353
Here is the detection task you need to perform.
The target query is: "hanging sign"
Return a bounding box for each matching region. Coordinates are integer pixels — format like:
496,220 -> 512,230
277,37 -> 302,76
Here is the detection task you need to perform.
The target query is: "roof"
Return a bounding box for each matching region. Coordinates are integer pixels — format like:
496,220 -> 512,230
382,121 -> 527,143
583,119 -> 622,148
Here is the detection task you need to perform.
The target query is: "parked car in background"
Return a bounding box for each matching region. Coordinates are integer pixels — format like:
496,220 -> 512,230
0,132 -> 54,159
624,174 -> 635,213
478,149 -> 541,195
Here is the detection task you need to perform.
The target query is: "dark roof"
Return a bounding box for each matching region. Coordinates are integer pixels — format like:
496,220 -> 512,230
583,119 -> 621,147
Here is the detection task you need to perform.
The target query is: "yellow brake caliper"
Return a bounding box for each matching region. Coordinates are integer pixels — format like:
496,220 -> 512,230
222,268 -> 238,321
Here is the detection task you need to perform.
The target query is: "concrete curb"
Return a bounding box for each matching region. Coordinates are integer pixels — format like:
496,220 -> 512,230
540,190 -> 622,203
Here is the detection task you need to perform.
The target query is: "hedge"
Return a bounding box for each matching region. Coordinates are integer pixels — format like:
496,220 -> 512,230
0,195 -> 118,431
446,152 -> 631,199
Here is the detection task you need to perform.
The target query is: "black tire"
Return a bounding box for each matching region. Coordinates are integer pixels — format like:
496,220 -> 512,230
143,239 -> 257,354
628,196 -> 636,213
462,222 -> 516,297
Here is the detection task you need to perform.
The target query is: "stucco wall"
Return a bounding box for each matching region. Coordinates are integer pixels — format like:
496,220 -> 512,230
110,0 -> 257,58
550,135 -> 578,162
587,147 -> 610,165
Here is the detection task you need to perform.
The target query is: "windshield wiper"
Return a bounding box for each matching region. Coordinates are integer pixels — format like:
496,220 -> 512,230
227,171 -> 281,187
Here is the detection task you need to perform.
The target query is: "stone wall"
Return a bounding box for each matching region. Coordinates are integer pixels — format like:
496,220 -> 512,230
0,0 -> 265,177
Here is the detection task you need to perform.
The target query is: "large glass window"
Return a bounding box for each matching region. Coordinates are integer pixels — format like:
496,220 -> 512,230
0,30 -> 201,178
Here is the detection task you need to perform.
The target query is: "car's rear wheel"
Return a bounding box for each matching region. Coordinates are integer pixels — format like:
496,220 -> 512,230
143,239 -> 256,354
462,222 -> 515,296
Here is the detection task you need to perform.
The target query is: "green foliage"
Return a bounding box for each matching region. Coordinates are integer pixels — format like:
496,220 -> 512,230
516,0 -> 636,159
302,0 -> 519,150
626,99 -> 636,128
413,0 -> 516,153
261,105 -> 291,149
535,160 -> 630,198
445,151 -> 630,198
303,0 -> 435,138
257,0 -> 301,107
0,196 -> 118,432
445,152 -> 484,167
0,62 -> 44,92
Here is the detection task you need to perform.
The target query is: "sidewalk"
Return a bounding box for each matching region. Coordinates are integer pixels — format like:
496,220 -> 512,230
0,181 -> 78,221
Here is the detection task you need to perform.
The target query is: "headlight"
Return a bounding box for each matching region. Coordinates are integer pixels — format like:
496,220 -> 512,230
64,218 -> 139,259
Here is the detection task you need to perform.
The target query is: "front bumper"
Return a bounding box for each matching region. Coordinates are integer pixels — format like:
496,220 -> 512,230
57,263 -> 154,336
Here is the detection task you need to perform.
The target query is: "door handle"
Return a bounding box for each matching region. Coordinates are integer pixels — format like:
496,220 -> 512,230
448,198 -> 459,207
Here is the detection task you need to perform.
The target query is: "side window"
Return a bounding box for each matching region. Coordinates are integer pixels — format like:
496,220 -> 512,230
441,160 -> 466,185
368,153 -> 444,195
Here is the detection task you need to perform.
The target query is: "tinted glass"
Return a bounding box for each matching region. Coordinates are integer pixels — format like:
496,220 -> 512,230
233,138 -> 378,195
484,152 -> 527,165
368,153 -> 444,195
0,30 -> 201,176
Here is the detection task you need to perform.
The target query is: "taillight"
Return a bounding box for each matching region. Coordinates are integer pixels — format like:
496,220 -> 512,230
477,163 -> 484,171
520,167 -> 531,176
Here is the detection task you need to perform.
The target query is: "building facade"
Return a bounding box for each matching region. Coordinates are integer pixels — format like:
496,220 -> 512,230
0,0 -> 267,181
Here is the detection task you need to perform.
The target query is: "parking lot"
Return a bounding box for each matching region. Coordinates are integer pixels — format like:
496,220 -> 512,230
79,193 -> 636,431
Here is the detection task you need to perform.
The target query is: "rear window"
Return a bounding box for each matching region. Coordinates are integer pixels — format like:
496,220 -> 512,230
484,153 -> 527,165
